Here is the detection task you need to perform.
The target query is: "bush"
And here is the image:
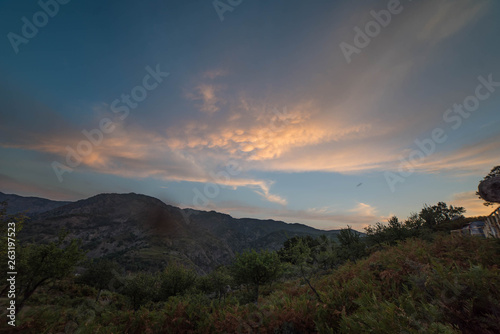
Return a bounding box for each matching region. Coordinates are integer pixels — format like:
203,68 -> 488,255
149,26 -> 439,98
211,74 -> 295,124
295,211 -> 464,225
157,263 -> 197,301
122,272 -> 157,311
77,259 -> 122,300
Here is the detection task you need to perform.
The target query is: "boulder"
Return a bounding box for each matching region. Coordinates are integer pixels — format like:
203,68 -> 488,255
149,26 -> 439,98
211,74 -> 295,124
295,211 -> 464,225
478,176 -> 500,203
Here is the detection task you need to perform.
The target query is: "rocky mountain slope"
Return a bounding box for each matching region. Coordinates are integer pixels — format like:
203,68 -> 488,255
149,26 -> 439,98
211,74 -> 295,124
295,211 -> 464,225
4,192 -> 343,273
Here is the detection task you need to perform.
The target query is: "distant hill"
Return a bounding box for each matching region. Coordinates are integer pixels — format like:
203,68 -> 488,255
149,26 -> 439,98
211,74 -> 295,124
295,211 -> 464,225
0,191 -> 71,215
5,192 -> 345,273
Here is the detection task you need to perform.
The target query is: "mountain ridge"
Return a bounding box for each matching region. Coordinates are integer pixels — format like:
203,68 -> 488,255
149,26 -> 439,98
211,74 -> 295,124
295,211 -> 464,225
0,191 -> 71,215
2,191 -> 348,273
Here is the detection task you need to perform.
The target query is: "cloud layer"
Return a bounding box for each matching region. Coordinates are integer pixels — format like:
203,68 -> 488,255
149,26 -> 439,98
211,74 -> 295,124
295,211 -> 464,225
0,0 -> 498,228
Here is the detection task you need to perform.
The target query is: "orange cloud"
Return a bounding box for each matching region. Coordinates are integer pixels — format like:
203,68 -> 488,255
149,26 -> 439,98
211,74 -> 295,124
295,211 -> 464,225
186,84 -> 225,114
167,99 -> 374,164
351,202 -> 377,217
0,0 -> 494,213
450,191 -> 497,217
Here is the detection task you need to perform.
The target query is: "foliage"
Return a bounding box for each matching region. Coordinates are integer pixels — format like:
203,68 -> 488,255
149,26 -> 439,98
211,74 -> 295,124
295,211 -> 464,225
365,202 -> 465,247
197,266 -> 232,302
279,235 -> 339,270
278,236 -> 324,302
336,227 -> 367,261
77,259 -> 122,301
419,202 -> 466,228
15,232 -> 85,312
231,249 -> 283,303
0,201 -> 26,259
334,236 -> 500,334
157,263 -> 197,301
9,196 -> 500,333
12,234 -> 500,333
122,272 -> 157,311
365,215 -> 424,247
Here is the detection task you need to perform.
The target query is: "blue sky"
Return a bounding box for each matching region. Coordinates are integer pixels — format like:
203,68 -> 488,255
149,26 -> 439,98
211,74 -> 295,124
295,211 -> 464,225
1,0 -> 499,230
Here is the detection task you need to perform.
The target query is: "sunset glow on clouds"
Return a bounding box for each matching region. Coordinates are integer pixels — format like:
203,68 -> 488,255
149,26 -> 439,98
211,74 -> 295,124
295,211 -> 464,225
0,0 -> 499,230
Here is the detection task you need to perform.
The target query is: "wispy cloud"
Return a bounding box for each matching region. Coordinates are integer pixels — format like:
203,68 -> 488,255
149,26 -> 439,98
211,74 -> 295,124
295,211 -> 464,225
0,119 -> 289,205
0,0 -> 497,228
395,134 -> 500,176
417,0 -> 489,45
254,183 -> 287,205
210,201 -> 381,230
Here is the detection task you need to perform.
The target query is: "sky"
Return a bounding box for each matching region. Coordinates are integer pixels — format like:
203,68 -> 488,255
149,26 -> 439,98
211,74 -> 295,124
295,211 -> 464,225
1,0 -> 499,231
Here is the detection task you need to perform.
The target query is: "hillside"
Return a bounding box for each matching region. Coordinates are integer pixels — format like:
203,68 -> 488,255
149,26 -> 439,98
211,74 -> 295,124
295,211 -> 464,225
2,195 -> 499,333
11,192 -> 342,273
0,192 -> 71,215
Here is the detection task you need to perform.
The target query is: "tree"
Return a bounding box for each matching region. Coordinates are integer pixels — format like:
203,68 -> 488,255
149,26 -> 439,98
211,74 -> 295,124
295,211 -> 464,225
197,266 -> 232,303
16,233 -> 85,311
365,216 -> 422,247
279,236 -> 332,302
77,259 -> 121,301
231,250 -> 282,303
157,263 -> 197,301
477,166 -> 500,206
278,236 -> 318,264
0,201 -> 26,258
122,272 -> 157,311
419,202 -> 465,229
365,202 -> 466,247
315,234 -> 340,270
337,227 -> 366,261
0,202 -> 27,298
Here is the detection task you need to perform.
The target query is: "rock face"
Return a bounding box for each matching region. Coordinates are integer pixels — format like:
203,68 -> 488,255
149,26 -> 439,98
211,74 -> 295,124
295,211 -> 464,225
478,176 -> 500,204
7,192 -> 343,273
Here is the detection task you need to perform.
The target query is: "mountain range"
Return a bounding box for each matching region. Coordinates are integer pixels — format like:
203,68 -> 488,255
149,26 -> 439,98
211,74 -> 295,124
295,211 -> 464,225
0,191 -> 345,273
